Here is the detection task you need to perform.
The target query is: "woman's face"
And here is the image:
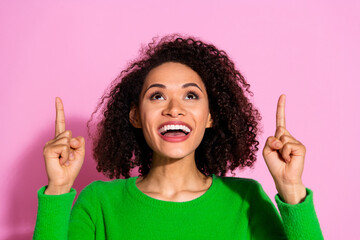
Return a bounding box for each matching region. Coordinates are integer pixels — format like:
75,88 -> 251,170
129,62 -> 212,160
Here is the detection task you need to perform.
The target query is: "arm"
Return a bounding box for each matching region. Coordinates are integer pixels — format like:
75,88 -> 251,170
275,188 -> 323,240
33,97 -> 87,239
262,95 -> 323,239
33,186 -> 76,240
33,184 -> 97,240
68,184 -> 97,239
248,181 -> 323,240
248,181 -> 287,239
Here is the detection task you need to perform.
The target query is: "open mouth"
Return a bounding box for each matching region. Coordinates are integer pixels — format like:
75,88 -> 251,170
161,129 -> 189,136
158,125 -> 191,137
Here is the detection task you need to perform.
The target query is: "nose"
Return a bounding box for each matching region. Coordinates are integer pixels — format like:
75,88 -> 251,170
162,98 -> 186,117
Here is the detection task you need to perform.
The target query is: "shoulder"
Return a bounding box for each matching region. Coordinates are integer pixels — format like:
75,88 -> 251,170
77,178 -> 129,199
217,175 -> 261,189
216,176 -> 275,209
86,178 -> 127,190
215,175 -> 264,197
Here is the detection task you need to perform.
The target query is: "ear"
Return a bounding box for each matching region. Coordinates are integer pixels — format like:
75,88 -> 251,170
129,105 -> 142,128
206,113 -> 213,128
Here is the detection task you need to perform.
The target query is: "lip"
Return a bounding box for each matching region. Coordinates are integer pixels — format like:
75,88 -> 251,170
157,121 -> 192,132
157,121 -> 192,143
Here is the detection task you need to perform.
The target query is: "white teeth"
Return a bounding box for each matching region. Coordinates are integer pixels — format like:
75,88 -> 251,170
159,124 -> 191,134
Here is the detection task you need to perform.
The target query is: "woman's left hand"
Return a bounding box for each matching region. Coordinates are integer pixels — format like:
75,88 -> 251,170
262,94 -> 307,204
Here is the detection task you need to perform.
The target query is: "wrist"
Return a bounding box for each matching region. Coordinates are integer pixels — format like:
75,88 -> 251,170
276,183 -> 307,205
45,183 -> 72,195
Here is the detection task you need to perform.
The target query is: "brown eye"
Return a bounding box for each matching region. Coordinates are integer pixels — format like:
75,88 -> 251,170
150,91 -> 164,100
185,91 -> 199,100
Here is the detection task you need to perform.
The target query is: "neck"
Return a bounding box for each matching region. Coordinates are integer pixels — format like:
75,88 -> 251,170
137,152 -> 210,194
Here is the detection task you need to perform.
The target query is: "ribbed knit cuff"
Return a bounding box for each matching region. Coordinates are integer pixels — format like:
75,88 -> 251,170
275,187 -> 313,207
275,188 -> 324,240
33,186 -> 77,240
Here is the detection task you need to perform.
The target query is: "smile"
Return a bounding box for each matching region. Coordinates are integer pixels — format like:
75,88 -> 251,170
157,121 -> 192,142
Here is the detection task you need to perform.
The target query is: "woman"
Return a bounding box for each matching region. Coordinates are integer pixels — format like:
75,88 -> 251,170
33,35 -> 323,239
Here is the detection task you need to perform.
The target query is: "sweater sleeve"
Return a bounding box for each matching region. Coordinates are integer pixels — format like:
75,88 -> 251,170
275,188 -> 324,240
248,181 -> 324,239
33,184 -> 98,240
68,183 -> 97,239
33,186 -> 76,240
247,181 -> 288,239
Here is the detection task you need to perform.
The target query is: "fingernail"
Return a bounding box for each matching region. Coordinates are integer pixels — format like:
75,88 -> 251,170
69,152 -> 74,159
65,161 -> 70,166
71,139 -> 78,145
275,141 -> 282,148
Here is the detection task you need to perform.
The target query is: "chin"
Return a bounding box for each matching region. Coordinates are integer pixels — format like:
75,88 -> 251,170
154,148 -> 195,160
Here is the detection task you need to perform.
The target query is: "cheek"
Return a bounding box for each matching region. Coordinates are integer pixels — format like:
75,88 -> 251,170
140,110 -> 159,138
139,119 -> 156,150
193,107 -> 210,124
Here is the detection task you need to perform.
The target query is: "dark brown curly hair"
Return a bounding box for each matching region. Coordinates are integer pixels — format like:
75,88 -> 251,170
87,34 -> 262,179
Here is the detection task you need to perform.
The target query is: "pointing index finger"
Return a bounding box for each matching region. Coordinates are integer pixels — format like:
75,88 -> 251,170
276,94 -> 286,129
55,97 -> 66,136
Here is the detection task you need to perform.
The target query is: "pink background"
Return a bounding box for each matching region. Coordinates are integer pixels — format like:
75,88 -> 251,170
1,0 -> 359,239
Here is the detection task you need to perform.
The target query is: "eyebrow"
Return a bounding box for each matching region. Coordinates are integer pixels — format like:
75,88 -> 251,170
144,83 -> 203,95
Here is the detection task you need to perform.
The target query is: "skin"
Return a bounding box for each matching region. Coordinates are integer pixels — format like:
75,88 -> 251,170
262,94 -> 307,204
43,63 -> 307,204
129,62 -> 213,201
43,97 -> 85,195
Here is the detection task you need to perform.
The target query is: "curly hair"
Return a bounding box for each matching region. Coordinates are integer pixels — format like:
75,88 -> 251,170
87,34 -> 261,179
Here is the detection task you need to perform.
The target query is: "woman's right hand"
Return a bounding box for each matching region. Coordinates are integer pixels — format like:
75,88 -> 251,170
43,97 -> 85,195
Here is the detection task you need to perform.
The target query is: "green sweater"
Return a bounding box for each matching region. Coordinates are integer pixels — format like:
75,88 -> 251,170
33,174 -> 323,239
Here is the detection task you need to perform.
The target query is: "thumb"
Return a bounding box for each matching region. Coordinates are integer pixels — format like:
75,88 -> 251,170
69,136 -> 85,172
70,136 -> 85,154
263,136 -> 282,156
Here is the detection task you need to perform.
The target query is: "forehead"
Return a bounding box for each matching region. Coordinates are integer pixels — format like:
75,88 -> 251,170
143,62 -> 205,88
